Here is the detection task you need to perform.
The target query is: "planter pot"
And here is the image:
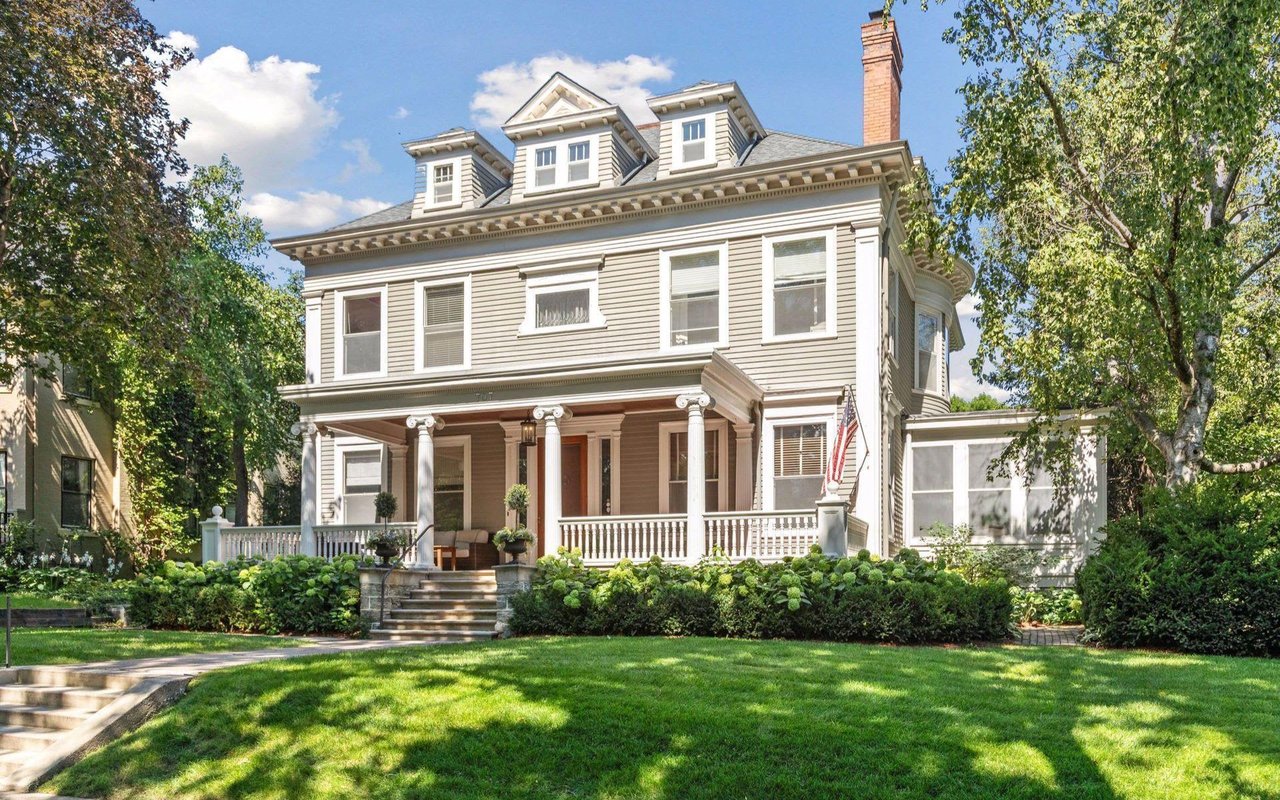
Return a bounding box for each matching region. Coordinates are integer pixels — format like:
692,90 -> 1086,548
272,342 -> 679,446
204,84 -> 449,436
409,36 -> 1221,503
372,541 -> 399,566
502,540 -> 529,563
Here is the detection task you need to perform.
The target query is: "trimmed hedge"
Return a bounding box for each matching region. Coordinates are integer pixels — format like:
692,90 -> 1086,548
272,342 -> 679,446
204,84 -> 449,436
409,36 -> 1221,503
511,547 -> 1012,644
1077,479 -> 1280,656
128,556 -> 367,636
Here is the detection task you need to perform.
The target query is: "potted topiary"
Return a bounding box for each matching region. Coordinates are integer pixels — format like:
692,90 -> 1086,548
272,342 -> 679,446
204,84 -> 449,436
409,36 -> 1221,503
494,483 -> 534,563
366,492 -> 405,566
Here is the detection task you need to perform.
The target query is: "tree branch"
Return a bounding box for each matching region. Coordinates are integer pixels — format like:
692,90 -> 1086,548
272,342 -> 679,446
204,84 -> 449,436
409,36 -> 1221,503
1107,358 -> 1172,457
1199,454 -> 1280,474
1237,240 -> 1280,288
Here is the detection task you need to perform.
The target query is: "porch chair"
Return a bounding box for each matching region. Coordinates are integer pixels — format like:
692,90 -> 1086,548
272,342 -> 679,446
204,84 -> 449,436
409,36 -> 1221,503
433,529 -> 491,570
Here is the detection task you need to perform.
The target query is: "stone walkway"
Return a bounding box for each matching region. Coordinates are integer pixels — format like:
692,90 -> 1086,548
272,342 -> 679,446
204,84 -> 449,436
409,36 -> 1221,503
1016,625 -> 1083,646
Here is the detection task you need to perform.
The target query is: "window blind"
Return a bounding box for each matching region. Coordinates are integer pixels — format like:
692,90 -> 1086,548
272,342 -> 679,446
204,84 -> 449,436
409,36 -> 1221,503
773,424 -> 826,477
423,284 -> 465,367
670,251 -> 720,296
772,238 -> 827,283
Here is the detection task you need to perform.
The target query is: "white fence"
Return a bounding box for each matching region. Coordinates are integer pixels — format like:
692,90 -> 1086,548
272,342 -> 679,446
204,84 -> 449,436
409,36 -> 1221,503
219,526 -> 303,561
316,523 -> 417,561
705,511 -> 820,562
560,515 -> 688,565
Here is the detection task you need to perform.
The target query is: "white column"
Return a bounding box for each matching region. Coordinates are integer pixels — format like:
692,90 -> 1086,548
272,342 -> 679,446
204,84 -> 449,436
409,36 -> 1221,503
733,423 -> 755,511
407,414 -> 443,567
200,505 -> 233,563
292,421 -> 318,556
853,225 -> 884,553
677,393 -> 712,563
534,405 -> 569,555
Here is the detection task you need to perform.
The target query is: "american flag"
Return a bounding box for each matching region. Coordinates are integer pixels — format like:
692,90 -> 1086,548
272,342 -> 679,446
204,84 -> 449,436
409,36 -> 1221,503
824,387 -> 859,490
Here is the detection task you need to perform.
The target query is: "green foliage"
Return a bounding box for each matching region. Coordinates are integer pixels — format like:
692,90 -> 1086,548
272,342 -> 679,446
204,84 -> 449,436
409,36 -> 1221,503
493,527 -> 534,548
127,556 -> 367,636
512,547 -> 1012,644
901,0 -> 1280,488
949,393 -> 1006,412
926,523 -> 1044,587
373,492 -> 398,523
1076,477 -> 1280,655
504,484 -> 530,519
1009,587 -> 1083,626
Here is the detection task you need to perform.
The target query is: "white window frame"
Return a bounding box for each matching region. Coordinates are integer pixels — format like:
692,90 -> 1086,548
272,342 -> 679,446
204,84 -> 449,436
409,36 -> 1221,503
333,286 -> 388,380
432,162 -> 457,206
760,408 -> 837,511
421,156 -> 462,210
658,418 -> 730,513
414,276 -> 471,373
432,434 -> 472,532
524,135 -> 598,193
332,439 -> 384,524
915,306 -> 945,394
659,242 -> 729,352
519,269 -> 606,336
671,112 -> 716,170
887,267 -> 900,364
761,228 -> 839,343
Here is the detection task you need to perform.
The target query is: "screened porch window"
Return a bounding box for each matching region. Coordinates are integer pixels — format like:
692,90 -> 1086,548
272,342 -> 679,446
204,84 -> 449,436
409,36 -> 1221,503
422,283 -> 466,369
911,445 -> 953,535
667,429 -> 720,513
772,424 -> 827,508
435,445 -> 465,532
968,442 -> 1011,537
770,236 -> 830,337
342,293 -> 383,375
1027,462 -> 1070,536
668,249 -> 722,347
342,452 -> 381,524
60,456 -> 93,529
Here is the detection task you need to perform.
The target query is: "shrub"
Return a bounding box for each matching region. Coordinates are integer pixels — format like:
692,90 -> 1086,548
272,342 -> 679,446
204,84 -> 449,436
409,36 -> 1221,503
1077,478 -> 1280,655
511,547 -> 1012,644
927,524 -> 1045,587
1009,587 -> 1083,626
127,555 -> 367,636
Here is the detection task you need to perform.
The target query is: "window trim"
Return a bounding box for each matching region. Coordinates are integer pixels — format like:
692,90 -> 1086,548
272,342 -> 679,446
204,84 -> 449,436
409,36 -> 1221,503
887,267 -> 900,365
60,362 -> 95,403
914,306 -> 945,395
413,276 -> 472,374
671,112 -> 716,171
432,434 -> 472,532
657,418 -> 730,513
761,409 -> 836,511
333,286 -> 388,380
659,242 -> 729,353
59,455 -> 94,530
761,228 -> 839,343
333,440 -> 384,525
523,135 -> 598,194
421,156 -> 463,210
518,268 -> 606,336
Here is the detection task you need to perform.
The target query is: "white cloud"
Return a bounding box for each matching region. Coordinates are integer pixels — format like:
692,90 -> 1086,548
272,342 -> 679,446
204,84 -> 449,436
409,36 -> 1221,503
245,191 -> 391,235
391,106 -> 410,120
955,292 -> 980,318
338,139 -> 381,182
471,53 -> 674,128
949,370 -> 1011,403
161,31 -> 340,191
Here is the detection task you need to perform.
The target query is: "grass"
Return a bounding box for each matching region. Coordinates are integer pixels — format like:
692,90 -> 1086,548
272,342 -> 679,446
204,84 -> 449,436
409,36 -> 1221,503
45,637 -> 1280,800
9,628 -> 304,666
3,593 -> 83,609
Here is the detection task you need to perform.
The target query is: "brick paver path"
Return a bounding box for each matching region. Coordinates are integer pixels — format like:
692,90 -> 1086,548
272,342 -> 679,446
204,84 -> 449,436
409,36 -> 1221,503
1016,625 -> 1083,646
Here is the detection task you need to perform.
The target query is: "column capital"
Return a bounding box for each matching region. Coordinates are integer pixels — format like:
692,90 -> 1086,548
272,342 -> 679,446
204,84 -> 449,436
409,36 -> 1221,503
732,422 -> 755,439
676,392 -> 713,413
533,404 -> 571,422
290,421 -> 318,438
407,414 -> 444,432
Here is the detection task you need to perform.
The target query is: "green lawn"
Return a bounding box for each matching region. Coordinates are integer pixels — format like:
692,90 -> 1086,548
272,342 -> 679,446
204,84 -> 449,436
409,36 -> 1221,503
46,637 -> 1280,800
4,593 -> 83,609
10,628 -> 303,666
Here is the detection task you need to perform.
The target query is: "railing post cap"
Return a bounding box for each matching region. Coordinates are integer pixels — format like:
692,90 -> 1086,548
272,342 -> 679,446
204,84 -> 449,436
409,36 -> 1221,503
211,505 -> 224,519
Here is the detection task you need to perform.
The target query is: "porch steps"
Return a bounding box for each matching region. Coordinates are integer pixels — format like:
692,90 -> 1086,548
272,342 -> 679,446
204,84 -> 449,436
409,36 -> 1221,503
369,570 -> 498,643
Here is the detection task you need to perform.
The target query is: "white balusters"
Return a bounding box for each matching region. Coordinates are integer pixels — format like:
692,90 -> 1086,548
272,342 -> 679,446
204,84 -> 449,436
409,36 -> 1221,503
557,515 -> 688,565
704,511 -> 820,562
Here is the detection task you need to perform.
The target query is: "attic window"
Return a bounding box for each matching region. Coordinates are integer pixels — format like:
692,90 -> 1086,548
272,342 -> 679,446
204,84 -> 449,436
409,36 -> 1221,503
528,138 -> 594,191
534,147 -> 556,187
433,164 -> 455,205
568,141 -> 591,182
682,120 -> 707,162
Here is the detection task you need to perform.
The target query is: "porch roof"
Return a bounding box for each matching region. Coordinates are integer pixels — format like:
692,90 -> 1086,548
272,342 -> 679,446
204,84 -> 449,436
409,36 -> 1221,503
285,349 -> 762,430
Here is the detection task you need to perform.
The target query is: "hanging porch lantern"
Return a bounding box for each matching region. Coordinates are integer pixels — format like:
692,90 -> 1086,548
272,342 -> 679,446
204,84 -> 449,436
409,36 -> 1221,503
520,416 -> 538,447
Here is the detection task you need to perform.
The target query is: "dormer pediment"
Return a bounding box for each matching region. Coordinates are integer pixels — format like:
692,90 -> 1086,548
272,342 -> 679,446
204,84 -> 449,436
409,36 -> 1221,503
505,73 -> 612,126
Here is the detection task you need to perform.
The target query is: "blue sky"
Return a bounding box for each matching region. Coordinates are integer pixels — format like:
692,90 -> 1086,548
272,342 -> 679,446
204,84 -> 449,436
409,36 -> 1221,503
146,0 -> 996,398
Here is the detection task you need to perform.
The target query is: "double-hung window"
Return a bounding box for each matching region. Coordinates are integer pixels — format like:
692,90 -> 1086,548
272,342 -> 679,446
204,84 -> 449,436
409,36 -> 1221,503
417,279 -> 469,371
61,363 -> 94,401
434,442 -> 467,532
433,163 -> 455,205
534,147 -> 557,188
679,117 -> 710,166
887,271 -> 900,360
772,424 -> 828,509
341,450 -> 382,524
337,289 -> 385,377
520,269 -> 605,335
916,310 -> 943,392
764,230 -> 836,340
60,456 -> 93,529
967,442 -> 1011,537
567,141 -> 591,182
911,445 -> 953,536
663,244 -> 726,349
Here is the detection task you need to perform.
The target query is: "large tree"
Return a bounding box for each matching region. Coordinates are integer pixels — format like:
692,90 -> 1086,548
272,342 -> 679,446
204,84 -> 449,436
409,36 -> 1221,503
0,0 -> 189,380
902,0 -> 1280,488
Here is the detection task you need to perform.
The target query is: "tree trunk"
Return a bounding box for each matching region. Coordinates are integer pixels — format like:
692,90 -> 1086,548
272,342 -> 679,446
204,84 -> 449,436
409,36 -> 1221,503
1163,329 -> 1218,491
232,417 -> 250,527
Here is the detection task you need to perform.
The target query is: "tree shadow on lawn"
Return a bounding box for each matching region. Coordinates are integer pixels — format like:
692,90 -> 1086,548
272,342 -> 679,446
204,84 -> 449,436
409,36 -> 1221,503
47,638 -> 1280,800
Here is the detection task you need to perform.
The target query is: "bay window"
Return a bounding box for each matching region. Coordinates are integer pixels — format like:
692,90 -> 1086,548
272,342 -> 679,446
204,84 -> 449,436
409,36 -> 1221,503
888,270 -> 900,360
662,244 -> 726,349
916,310 -> 942,392
764,230 -> 837,340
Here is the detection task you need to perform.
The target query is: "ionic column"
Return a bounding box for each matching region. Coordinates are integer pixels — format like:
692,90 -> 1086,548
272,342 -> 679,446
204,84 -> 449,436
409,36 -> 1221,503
533,405 -> 569,555
677,393 -> 712,563
291,421 -> 319,556
407,414 -> 444,567
733,422 -> 755,511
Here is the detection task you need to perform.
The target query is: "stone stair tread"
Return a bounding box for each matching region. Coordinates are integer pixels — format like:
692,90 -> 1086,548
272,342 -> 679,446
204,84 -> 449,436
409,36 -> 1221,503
0,685 -> 124,709
0,704 -> 95,724
0,723 -> 64,750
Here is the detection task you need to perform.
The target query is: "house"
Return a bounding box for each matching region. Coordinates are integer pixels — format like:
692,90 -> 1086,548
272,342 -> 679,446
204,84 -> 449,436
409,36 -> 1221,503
209,12 -> 1104,589
0,360 -> 133,550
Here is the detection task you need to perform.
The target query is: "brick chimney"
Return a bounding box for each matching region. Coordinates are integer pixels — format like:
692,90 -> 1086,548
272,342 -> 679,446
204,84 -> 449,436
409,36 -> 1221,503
861,10 -> 904,144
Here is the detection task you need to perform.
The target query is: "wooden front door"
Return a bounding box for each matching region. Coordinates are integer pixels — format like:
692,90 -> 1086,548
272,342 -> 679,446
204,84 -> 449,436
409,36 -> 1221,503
536,435 -> 589,557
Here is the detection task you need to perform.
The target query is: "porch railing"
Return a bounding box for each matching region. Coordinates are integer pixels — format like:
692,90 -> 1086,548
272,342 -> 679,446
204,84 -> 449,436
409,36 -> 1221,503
316,523 -> 417,562
220,526 -> 302,561
705,510 -> 819,562
560,514 -> 688,565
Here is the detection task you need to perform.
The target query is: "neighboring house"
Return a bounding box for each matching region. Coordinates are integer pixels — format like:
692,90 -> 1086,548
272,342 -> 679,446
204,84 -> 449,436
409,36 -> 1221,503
230,12 -> 1103,584
0,359 -> 133,549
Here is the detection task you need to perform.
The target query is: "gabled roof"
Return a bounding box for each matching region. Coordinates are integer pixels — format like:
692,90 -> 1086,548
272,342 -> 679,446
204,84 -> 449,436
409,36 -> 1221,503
646,80 -> 765,140
504,72 -> 613,127
400,128 -> 513,179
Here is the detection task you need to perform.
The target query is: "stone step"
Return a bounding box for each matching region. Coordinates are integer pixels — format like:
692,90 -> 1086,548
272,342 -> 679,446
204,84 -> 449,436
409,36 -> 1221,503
0,724 -> 62,753
0,685 -> 125,712
13,669 -> 140,692
385,609 -> 498,623
396,597 -> 499,611
407,588 -> 498,600
377,619 -> 496,634
367,629 -> 493,642
420,576 -> 497,588
0,705 -> 95,732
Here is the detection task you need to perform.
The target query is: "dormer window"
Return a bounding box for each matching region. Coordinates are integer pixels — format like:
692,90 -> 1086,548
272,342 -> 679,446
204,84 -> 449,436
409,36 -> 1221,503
432,163 -> 455,205
568,141 -> 591,182
526,137 -> 597,192
534,147 -> 556,188
681,119 -> 707,163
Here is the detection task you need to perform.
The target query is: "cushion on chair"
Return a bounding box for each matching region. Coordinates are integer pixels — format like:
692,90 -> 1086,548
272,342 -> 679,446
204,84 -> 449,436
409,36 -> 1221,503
435,530 -> 458,548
